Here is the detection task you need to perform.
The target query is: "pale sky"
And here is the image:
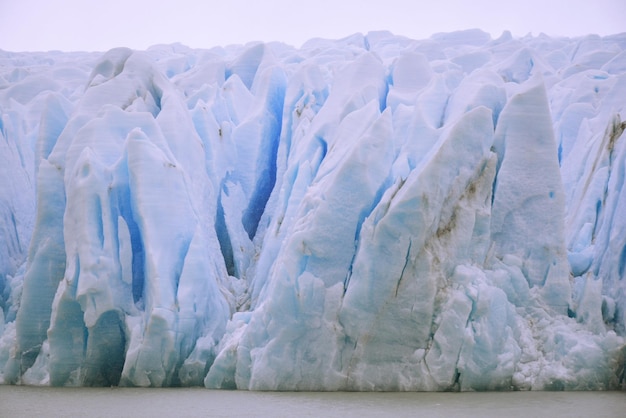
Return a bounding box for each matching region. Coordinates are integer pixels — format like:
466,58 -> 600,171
1,0 -> 624,52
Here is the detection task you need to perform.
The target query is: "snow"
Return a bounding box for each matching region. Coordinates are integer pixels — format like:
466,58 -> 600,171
1,30 -> 626,390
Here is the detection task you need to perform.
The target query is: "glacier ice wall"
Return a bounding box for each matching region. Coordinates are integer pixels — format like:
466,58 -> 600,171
1,30 -> 626,390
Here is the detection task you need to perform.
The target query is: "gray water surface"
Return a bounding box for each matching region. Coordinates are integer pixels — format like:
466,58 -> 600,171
1,386 -> 624,417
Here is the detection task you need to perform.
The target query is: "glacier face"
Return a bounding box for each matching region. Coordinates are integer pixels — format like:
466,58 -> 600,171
1,30 -> 626,390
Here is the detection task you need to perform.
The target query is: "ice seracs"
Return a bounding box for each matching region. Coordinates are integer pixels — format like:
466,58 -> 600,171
0,30 -> 625,390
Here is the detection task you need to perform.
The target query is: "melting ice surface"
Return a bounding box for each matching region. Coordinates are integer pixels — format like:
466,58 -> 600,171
1,29 -> 626,390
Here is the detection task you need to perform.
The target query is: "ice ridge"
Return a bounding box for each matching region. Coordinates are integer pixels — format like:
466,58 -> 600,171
1,31 -> 626,390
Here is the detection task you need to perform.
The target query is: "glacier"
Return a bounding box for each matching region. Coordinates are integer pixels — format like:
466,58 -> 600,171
1,29 -> 626,390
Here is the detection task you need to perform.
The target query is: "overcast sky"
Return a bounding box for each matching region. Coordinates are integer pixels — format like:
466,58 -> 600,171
1,0 -> 624,52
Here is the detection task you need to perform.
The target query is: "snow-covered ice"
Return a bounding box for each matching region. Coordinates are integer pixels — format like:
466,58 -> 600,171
1,30 -> 625,390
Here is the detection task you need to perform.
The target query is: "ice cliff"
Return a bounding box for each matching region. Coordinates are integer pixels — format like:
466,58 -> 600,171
1,30 -> 625,390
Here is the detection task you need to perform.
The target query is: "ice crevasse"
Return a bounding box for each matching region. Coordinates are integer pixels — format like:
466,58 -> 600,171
1,30 -> 626,390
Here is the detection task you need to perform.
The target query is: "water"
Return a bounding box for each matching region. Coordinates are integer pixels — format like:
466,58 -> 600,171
1,386 -> 624,417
